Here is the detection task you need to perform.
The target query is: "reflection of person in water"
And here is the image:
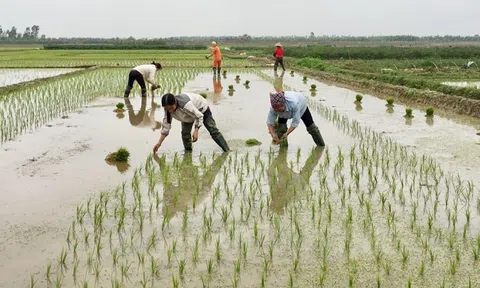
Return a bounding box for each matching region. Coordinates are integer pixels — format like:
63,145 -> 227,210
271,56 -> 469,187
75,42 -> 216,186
153,152 -> 228,218
267,147 -> 324,214
273,70 -> 285,92
124,97 -> 161,130
213,77 -> 223,104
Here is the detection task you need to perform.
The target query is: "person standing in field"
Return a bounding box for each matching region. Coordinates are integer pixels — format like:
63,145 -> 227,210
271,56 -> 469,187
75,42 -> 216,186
266,90 -> 325,147
124,61 -> 162,98
153,92 -> 230,153
206,41 -> 222,76
273,42 -> 286,71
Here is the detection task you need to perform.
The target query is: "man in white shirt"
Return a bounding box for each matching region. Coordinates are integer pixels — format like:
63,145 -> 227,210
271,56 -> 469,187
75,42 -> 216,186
153,92 -> 230,152
124,62 -> 162,97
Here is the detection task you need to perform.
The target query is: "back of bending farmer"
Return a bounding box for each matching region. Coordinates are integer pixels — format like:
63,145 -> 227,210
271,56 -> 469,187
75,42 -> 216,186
153,92 -> 230,153
124,61 -> 162,97
206,41 -> 222,76
266,90 -> 325,146
273,42 -> 286,71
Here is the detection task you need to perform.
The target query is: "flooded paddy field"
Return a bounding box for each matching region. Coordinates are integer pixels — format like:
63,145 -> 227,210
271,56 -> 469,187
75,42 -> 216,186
0,68 -> 479,288
0,68 -> 82,87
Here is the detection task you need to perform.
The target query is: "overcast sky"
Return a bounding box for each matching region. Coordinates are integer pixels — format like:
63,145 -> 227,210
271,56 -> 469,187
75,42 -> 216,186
1,0 -> 479,38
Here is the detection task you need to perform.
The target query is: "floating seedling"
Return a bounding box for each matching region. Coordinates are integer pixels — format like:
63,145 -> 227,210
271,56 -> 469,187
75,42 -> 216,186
200,92 -> 208,99
386,97 -> 394,106
425,107 -> 435,117
114,102 -> 125,113
303,76 -> 308,82
105,147 -> 130,162
245,138 -> 262,146
404,108 -> 414,118
310,84 -> 317,91
244,80 -> 250,87
355,94 -> 363,103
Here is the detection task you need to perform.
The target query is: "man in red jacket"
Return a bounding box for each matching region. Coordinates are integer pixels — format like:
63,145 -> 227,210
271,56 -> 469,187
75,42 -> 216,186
273,42 -> 286,71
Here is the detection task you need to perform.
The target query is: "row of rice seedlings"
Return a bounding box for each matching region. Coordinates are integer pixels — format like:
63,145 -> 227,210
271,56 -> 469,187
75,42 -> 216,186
0,68 -> 202,143
0,59 -> 259,69
31,135 -> 480,287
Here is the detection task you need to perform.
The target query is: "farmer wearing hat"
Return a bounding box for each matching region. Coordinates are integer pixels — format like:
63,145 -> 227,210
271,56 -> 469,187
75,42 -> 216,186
153,92 -> 230,153
124,61 -> 162,97
266,90 -> 325,147
273,43 -> 286,71
206,41 -> 223,76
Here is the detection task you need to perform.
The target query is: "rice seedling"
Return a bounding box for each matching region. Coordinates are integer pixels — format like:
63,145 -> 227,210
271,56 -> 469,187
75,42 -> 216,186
386,97 -> 394,106
404,108 -> 414,118
425,107 -> 435,117
310,84 -> 317,91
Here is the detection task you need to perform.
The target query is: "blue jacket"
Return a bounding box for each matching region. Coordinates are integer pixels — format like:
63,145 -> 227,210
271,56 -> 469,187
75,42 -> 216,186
266,91 -> 307,128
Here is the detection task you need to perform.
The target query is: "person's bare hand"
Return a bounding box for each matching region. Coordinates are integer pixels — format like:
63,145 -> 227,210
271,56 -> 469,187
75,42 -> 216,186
192,130 -> 199,142
271,134 -> 280,143
153,142 -> 161,153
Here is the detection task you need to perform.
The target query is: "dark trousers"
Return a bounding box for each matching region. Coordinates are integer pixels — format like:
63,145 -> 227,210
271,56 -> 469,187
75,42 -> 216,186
124,69 -> 146,97
278,107 -> 313,127
274,57 -> 285,71
181,108 -> 222,150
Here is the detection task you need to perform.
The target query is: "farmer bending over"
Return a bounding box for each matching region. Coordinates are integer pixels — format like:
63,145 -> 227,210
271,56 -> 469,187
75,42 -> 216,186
124,61 -> 162,98
153,93 -> 230,153
267,90 -> 325,147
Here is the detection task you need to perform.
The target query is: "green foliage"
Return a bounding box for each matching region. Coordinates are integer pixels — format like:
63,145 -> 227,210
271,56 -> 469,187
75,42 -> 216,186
310,84 -> 317,90
386,98 -> 394,105
116,103 -> 125,109
355,94 -> 363,102
425,107 -> 435,117
106,147 -> 130,162
295,57 -> 328,71
228,85 -> 234,90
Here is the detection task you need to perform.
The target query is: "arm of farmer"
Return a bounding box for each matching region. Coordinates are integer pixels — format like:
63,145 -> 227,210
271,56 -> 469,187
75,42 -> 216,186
266,109 -> 280,143
153,110 -> 171,153
145,68 -> 159,87
281,108 -> 301,139
184,102 -> 204,142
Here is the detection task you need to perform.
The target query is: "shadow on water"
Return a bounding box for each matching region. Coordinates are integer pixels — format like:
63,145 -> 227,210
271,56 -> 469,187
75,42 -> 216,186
267,146 -> 325,214
124,97 -> 162,131
153,152 -> 228,219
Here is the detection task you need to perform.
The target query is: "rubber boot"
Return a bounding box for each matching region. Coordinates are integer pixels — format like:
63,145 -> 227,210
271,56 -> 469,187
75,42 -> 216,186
182,135 -> 193,151
307,123 -> 326,146
124,86 -> 132,98
212,67 -> 217,75
141,88 -> 147,97
213,135 -> 230,152
217,67 -> 221,76
276,123 -> 288,147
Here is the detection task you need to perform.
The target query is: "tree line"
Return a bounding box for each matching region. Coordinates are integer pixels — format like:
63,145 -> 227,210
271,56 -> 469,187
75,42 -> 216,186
0,25 -> 44,40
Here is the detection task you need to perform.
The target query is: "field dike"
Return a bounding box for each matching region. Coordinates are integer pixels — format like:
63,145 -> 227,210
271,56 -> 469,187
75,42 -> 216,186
15,70 -> 480,288
293,66 -> 480,119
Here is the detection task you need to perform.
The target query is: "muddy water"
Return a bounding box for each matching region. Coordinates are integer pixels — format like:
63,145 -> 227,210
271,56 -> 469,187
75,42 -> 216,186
0,71 -> 350,287
0,68 -> 81,87
2,70 -> 480,287
265,69 -> 480,189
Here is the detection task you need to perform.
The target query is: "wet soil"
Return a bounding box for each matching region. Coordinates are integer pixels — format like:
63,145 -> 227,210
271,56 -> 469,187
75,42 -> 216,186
0,68 -> 82,87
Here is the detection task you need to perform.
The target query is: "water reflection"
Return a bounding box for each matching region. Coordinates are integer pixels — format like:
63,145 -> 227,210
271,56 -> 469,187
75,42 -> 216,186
105,159 -> 130,174
355,102 -> 363,112
386,106 -> 394,114
154,152 -> 228,218
213,77 -> 223,104
426,117 -> 434,126
124,97 -> 161,130
267,147 -> 324,214
405,117 -> 413,126
273,70 -> 285,91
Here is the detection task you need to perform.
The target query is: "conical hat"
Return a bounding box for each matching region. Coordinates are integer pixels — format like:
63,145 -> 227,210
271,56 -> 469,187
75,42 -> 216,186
275,42 -> 282,47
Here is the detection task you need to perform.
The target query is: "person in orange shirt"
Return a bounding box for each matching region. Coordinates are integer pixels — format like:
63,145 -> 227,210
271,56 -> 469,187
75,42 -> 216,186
206,41 -> 223,76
